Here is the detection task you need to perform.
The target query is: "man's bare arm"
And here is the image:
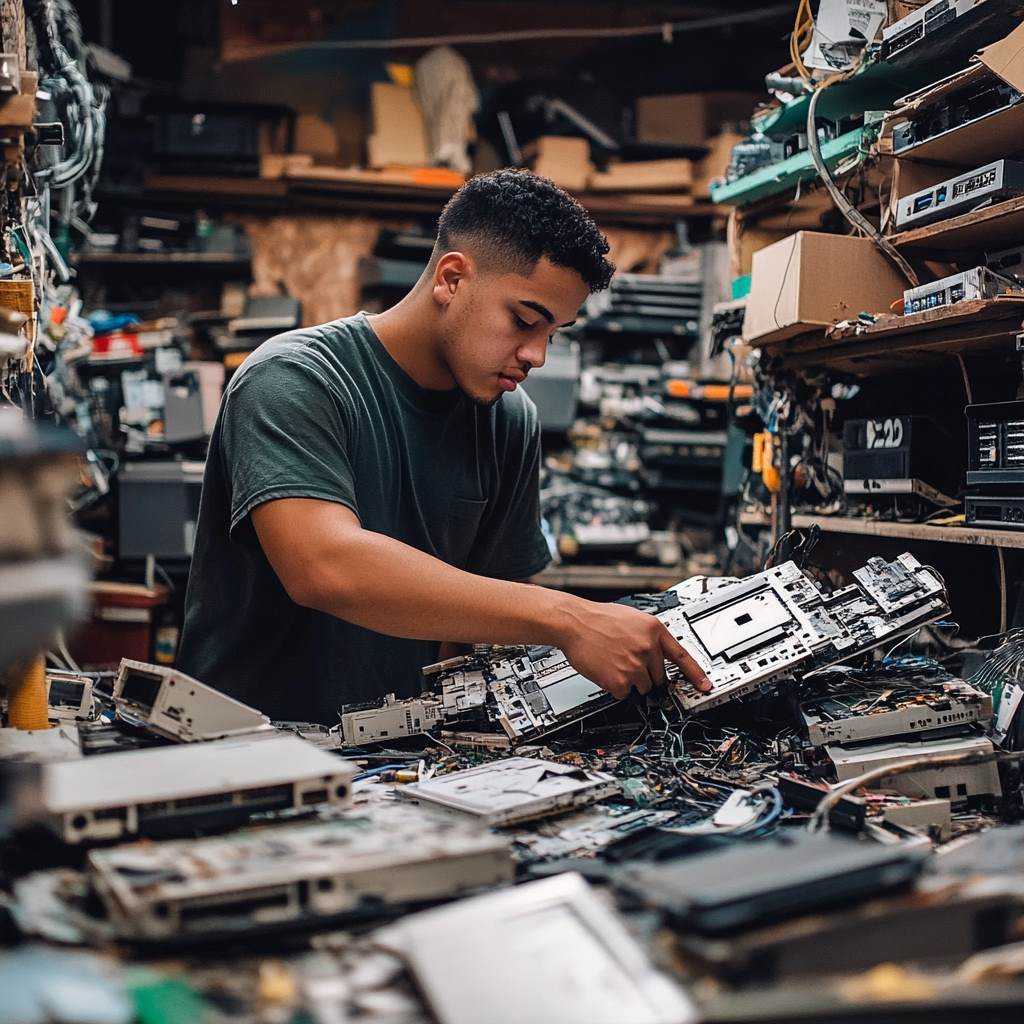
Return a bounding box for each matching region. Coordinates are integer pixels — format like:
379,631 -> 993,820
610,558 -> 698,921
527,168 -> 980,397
436,578 -> 534,661
252,498 -> 710,700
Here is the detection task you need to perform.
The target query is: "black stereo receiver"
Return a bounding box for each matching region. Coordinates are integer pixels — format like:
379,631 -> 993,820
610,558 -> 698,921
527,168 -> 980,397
966,495 -> 1024,529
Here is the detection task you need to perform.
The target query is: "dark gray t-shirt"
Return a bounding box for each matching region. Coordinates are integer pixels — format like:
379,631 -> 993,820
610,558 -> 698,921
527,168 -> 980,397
177,313 -> 550,724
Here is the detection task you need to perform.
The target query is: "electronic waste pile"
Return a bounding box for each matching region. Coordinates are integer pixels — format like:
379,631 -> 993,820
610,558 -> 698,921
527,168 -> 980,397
7,546 -> 1024,1021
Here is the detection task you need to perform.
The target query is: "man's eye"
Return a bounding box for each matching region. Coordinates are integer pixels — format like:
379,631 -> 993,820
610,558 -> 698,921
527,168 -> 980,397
513,314 -> 535,331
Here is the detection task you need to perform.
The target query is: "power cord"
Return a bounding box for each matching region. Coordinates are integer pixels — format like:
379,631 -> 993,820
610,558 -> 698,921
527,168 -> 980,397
805,75 -> 920,288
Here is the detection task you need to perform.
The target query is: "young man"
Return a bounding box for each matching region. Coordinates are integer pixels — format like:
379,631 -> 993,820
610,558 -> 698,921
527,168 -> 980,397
177,170 -> 710,724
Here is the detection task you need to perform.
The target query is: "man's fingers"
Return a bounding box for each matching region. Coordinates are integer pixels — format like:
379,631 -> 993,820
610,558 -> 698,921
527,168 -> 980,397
645,649 -> 668,689
632,666 -> 654,696
605,677 -> 632,701
660,629 -> 712,693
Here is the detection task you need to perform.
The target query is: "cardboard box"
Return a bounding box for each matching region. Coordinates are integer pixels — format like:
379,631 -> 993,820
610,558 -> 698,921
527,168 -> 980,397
588,158 -> 693,192
888,0 -> 928,21
743,232 -> 907,346
367,81 -> 428,168
523,136 -> 592,192
294,113 -> 339,159
259,153 -> 314,179
635,92 -> 759,148
0,71 -> 37,128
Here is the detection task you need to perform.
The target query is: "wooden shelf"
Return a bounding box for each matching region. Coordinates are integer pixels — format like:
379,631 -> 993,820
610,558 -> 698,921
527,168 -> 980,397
531,563 -> 686,591
890,195 -> 1024,256
763,297 -> 1024,375
128,173 -> 726,227
143,174 -> 288,201
73,251 -> 250,266
740,510 -> 1024,550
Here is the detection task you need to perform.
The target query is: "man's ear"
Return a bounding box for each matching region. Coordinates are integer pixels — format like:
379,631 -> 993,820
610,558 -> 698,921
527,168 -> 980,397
431,251 -> 472,308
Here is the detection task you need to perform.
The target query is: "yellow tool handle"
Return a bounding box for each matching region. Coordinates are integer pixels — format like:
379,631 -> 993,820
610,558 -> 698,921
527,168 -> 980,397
7,655 -> 50,730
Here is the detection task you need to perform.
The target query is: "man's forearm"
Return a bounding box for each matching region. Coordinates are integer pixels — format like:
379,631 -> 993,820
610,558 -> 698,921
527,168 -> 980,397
254,498 -> 711,697
304,526 -> 576,647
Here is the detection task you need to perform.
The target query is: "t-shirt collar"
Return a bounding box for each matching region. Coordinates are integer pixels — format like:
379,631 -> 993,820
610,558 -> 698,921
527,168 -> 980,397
356,311 -> 463,415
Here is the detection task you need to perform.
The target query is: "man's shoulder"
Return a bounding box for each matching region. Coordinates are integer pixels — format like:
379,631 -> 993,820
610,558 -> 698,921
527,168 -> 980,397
228,315 -> 369,393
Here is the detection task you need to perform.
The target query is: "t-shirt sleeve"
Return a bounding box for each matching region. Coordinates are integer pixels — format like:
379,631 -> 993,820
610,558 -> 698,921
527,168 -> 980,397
219,354 -> 359,541
468,394 -> 552,580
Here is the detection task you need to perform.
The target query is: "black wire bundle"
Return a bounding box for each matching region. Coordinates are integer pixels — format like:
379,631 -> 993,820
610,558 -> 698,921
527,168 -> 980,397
28,0 -> 106,209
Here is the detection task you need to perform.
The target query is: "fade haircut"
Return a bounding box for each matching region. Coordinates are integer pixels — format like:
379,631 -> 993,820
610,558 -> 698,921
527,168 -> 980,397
434,169 -> 614,293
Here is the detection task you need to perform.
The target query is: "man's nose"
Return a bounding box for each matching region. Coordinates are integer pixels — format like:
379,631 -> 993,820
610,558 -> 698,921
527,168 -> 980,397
517,336 -> 547,369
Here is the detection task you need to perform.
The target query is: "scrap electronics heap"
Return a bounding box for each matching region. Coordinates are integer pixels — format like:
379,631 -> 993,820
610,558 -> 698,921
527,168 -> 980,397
7,547 -> 1024,1017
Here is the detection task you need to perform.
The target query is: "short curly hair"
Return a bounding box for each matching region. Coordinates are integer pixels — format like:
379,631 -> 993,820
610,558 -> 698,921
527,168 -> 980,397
435,169 -> 614,293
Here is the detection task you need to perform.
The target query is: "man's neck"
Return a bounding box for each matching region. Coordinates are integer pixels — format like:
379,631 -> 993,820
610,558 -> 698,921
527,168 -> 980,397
365,290 -> 456,392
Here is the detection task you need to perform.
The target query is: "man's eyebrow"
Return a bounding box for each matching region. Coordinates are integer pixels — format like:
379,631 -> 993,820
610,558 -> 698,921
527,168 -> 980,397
518,299 -> 554,324
518,299 -> 576,328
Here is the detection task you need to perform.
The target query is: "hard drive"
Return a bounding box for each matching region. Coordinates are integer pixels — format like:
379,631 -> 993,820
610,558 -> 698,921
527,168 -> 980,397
397,757 -> 620,827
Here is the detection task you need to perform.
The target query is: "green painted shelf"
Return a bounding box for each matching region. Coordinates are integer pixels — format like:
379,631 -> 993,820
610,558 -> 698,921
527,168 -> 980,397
710,127 -> 867,207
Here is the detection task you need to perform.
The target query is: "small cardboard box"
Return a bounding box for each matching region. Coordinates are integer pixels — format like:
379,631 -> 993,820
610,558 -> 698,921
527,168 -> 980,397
295,113 -> 339,159
0,71 -> 37,129
635,92 -> 758,148
523,136 -> 592,192
588,158 -> 693,192
368,81 -> 429,168
259,153 -> 314,179
743,232 -> 907,346
888,0 -> 928,21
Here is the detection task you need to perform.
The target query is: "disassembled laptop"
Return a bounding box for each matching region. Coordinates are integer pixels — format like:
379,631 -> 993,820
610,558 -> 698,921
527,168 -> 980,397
408,553 -> 949,745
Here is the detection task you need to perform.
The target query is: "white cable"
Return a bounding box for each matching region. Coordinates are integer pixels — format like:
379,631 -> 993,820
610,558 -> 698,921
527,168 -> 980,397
806,86 -> 919,287
56,630 -> 82,673
809,747 -> 1024,832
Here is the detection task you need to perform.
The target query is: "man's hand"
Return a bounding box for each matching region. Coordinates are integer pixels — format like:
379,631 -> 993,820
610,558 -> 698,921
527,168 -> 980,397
557,599 -> 712,700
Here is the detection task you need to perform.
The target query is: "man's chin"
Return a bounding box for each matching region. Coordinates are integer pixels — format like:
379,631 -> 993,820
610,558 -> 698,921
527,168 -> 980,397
468,391 -> 502,408
457,378 -> 504,407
